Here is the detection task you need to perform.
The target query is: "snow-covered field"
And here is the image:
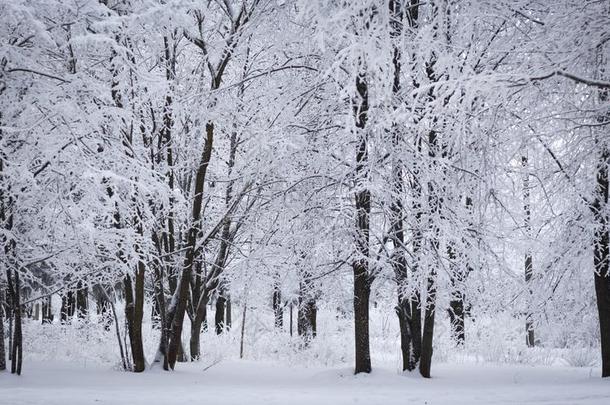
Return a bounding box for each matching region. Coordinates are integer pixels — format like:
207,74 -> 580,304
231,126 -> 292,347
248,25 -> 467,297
1,359 -> 608,405
2,309 -> 607,404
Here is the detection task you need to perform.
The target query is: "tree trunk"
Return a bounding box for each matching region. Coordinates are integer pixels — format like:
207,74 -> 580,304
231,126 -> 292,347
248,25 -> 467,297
0,290 -> 5,371
448,294 -> 465,345
419,127 -> 440,378
61,291 -> 75,323
189,297 -> 207,361
76,283 -> 88,319
8,269 -> 22,375
289,302 -> 293,337
226,295 -> 232,330
593,144 -> 610,377
167,121 -> 214,370
272,274 -> 283,329
448,243 -> 465,346
239,301 -> 247,359
124,252 -> 146,372
353,262 -> 371,374
42,295 -> 53,324
522,154 -> 535,347
419,276 -> 436,379
215,294 -> 226,335
352,71 -> 372,374
389,0 -> 422,372
297,294 -> 317,340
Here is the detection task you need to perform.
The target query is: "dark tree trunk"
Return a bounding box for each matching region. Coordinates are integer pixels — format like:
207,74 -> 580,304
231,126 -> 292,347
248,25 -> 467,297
190,233 -> 231,359
522,154 -> 535,347
225,295 -> 232,330
272,274 -> 283,329
593,144 -> 610,377
353,263 -> 371,374
76,283 -> 88,319
289,302 -> 293,337
419,277 -> 436,378
297,284 -> 317,340
124,241 -> 146,373
42,295 -> 53,324
389,0 -> 423,372
8,269 -> 22,375
189,297 -> 207,361
448,196 -> 474,346
0,290 -> 5,371
61,291 -> 75,323
352,71 -> 372,374
215,294 -> 226,335
419,127 -> 440,378
448,295 -> 465,345
448,243 -> 465,346
239,302 -> 247,359
167,121 -> 214,370
389,0 -> 423,371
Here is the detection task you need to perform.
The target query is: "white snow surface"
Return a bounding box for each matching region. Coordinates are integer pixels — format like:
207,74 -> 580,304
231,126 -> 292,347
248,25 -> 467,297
1,359 -> 608,405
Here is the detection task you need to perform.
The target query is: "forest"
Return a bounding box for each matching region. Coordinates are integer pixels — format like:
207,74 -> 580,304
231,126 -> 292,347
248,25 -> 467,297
0,0 -> 609,403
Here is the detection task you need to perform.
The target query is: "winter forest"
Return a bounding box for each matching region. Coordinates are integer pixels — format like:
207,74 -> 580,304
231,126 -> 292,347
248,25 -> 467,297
0,0 -> 609,404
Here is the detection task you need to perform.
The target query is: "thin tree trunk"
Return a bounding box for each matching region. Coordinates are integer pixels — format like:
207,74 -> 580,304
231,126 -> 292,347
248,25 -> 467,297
239,301 -> 247,359
9,269 -> 22,375
522,154 -> 535,347
419,127 -> 440,379
102,288 -> 128,371
289,302 -> 293,337
215,293 -> 226,335
226,295 -> 232,330
0,290 -> 5,371
272,274 -> 283,329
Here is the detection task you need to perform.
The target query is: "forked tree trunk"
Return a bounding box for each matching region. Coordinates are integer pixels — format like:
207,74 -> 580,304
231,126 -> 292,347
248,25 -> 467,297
389,0 -> 423,371
167,121 -> 214,370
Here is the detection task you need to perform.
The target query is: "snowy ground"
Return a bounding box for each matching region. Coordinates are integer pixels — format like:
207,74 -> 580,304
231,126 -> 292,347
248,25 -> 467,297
1,359 -> 608,405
